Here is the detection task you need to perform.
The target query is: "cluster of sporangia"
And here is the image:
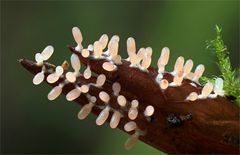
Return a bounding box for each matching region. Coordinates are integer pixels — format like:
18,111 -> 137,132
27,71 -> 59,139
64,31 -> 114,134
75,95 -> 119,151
32,27 -> 225,150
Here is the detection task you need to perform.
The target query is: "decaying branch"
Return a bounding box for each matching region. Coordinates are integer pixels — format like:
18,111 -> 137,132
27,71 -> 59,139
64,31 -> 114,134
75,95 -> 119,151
19,27 -> 239,154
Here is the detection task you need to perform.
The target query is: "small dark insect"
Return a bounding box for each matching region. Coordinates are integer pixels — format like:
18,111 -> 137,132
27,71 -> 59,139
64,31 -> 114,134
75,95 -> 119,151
166,113 -> 192,128
226,95 -> 237,101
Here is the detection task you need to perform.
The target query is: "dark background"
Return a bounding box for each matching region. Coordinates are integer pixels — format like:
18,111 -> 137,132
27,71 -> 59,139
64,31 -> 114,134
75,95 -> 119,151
1,1 -> 239,154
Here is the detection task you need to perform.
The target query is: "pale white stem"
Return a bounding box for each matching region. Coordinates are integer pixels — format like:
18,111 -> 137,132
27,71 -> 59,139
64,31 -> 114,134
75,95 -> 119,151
158,65 -> 165,74
102,62 -> 116,71
112,82 -> 121,96
90,96 -> 97,103
83,66 -> 92,79
172,71 -> 184,86
35,53 -> 43,63
127,37 -> 136,56
47,66 -> 63,84
110,111 -> 122,128
214,78 -> 225,96
186,92 -> 198,101
199,82 -> 213,98
93,41 -> 103,58
128,107 -> 138,120
47,73 -> 59,84
128,100 -> 139,120
124,121 -> 137,132
72,27 -> 83,50
99,34 -> 108,49
95,74 -> 106,87
87,44 -> 94,51
96,106 -> 110,126
33,71 -> 44,85
112,55 -> 122,65
48,84 -> 63,100
117,95 -> 127,107
78,102 -> 94,120
185,72 -> 195,80
193,64 -> 205,82
173,56 -> 184,75
71,54 -> 81,71
66,87 -> 81,101
66,72 -> 76,83
159,79 -> 169,89
110,35 -> 120,42
136,48 -> 145,64
183,59 -> 193,75
108,39 -> 118,58
131,99 -> 139,108
106,35 -> 119,57
81,49 -> 90,58
157,47 -> 170,73
144,105 -> 154,117
55,66 -> 64,76
145,47 -> 153,57
41,45 -> 54,61
142,57 -> 151,70
80,85 -> 89,93
124,132 -> 140,150
99,91 -> 110,103
155,73 -> 163,83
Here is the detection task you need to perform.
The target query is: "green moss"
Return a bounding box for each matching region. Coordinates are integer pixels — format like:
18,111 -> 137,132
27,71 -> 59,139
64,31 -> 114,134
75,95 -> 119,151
200,25 -> 240,105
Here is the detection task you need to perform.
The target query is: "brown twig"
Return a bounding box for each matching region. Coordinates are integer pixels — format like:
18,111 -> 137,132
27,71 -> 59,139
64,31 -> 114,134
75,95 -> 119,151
19,45 -> 239,154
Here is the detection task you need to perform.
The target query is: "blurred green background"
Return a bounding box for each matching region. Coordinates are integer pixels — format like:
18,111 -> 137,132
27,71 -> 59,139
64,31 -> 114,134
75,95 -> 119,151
1,0 -> 239,154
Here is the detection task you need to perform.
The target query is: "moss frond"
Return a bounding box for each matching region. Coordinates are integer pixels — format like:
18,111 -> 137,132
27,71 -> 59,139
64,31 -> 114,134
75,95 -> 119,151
201,25 -> 240,105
